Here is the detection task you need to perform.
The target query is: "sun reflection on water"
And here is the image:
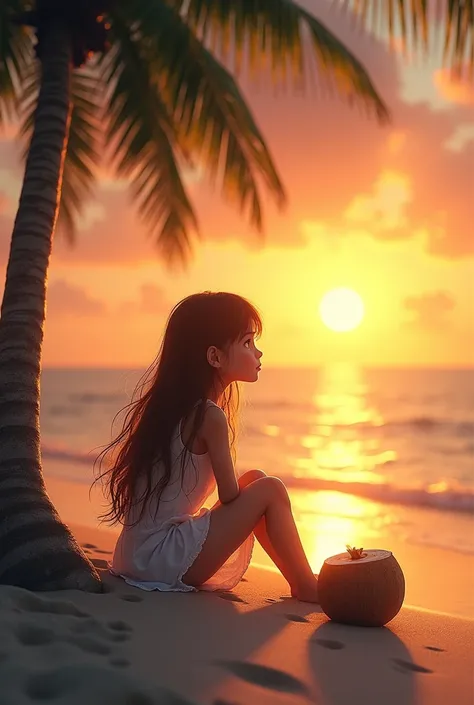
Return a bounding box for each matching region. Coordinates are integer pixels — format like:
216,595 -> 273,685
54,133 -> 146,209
293,363 -> 397,485
287,363 -> 399,570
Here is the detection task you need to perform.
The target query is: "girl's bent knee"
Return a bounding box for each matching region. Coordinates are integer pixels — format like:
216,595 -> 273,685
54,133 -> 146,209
258,476 -> 290,504
245,469 -> 267,482
239,468 -> 266,489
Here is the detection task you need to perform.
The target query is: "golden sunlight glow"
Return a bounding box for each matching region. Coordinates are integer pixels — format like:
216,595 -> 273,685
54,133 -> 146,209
319,288 -> 365,332
293,490 -> 393,572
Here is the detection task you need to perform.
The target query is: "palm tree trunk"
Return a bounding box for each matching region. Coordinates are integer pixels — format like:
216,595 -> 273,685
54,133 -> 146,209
0,20 -> 101,591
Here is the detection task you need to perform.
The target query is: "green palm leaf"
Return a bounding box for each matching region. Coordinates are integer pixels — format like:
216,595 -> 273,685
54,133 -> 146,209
170,0 -> 389,122
18,67 -> 102,243
0,1 -> 32,126
340,1 -> 474,79
123,0 -> 286,233
100,14 -> 198,265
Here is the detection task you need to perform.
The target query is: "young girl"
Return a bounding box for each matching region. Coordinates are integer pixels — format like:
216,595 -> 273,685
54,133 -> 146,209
96,292 -> 319,602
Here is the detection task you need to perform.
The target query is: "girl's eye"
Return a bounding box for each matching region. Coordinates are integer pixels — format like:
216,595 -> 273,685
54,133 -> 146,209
244,339 -> 252,348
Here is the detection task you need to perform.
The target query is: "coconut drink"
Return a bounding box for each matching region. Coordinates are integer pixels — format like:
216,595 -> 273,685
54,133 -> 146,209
318,546 -> 405,627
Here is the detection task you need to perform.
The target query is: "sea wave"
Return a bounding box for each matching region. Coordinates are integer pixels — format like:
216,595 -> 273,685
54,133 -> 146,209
246,415 -> 474,437
277,475 -> 474,515
68,392 -> 125,405
42,444 -> 99,466
383,417 -> 474,437
410,537 -> 474,556
41,442 -> 474,516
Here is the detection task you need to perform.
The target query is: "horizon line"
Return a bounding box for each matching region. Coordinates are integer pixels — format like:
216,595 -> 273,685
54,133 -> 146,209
41,364 -> 474,372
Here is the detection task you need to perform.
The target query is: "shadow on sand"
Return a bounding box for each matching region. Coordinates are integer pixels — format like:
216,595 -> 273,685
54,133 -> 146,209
309,620 -> 417,705
70,567 -> 422,704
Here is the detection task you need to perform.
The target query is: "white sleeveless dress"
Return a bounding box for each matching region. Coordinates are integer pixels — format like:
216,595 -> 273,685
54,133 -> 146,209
110,400 -> 254,592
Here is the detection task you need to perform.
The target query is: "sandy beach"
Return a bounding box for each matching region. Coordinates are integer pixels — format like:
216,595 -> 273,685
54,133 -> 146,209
1,476 -> 473,705
1,520 -> 473,705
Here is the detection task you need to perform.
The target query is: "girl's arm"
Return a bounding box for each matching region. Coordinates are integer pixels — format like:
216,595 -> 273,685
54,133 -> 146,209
201,406 -> 240,504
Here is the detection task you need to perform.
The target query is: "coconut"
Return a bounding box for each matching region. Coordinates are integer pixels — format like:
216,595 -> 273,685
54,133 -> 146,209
318,546 -> 405,627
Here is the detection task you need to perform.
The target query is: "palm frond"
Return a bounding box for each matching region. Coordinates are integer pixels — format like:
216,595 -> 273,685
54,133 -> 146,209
101,15 -> 198,265
340,1 -> 474,80
168,0 -> 389,122
18,67 -> 102,242
0,1 -> 33,126
120,0 -> 286,234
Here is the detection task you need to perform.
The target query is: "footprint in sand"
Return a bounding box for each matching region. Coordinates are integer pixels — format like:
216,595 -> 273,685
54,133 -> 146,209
81,543 -> 98,549
120,594 -> 143,603
14,613 -> 131,656
393,658 -> 433,674
16,623 -> 56,646
218,593 -> 247,604
312,638 -> 345,650
20,664 -> 197,704
425,645 -> 446,652
216,660 -> 309,696
69,616 -> 132,642
108,619 -> 133,632
12,591 -> 89,618
264,598 -> 277,603
284,614 -> 309,623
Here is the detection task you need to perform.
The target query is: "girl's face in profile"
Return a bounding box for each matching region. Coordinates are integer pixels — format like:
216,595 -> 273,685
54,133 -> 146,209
209,330 -> 263,384
225,330 -> 263,383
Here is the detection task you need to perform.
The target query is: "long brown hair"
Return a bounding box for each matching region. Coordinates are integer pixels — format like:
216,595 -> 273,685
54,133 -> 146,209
93,291 -> 262,527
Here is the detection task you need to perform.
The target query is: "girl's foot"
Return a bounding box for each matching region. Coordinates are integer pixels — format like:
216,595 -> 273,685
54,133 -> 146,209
291,574 -> 319,603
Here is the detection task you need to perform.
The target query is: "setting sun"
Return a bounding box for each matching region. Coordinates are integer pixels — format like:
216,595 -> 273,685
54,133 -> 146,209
319,288 -> 365,333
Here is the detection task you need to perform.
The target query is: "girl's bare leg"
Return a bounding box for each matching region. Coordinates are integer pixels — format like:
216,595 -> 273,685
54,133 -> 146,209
211,470 -> 297,582
238,470 -> 293,584
239,470 -> 317,596
182,475 -> 319,602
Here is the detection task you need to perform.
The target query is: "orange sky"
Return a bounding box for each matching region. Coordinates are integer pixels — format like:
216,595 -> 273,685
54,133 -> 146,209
0,2 -> 473,369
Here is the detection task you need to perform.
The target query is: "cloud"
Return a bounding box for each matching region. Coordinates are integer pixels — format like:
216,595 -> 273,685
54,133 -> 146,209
402,290 -> 456,329
395,102 -> 474,258
338,98 -> 474,257
47,280 -> 107,317
344,170 -> 412,238
118,284 -> 170,317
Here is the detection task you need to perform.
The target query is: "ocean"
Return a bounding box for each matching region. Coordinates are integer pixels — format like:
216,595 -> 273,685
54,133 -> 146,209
40,365 -> 474,562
